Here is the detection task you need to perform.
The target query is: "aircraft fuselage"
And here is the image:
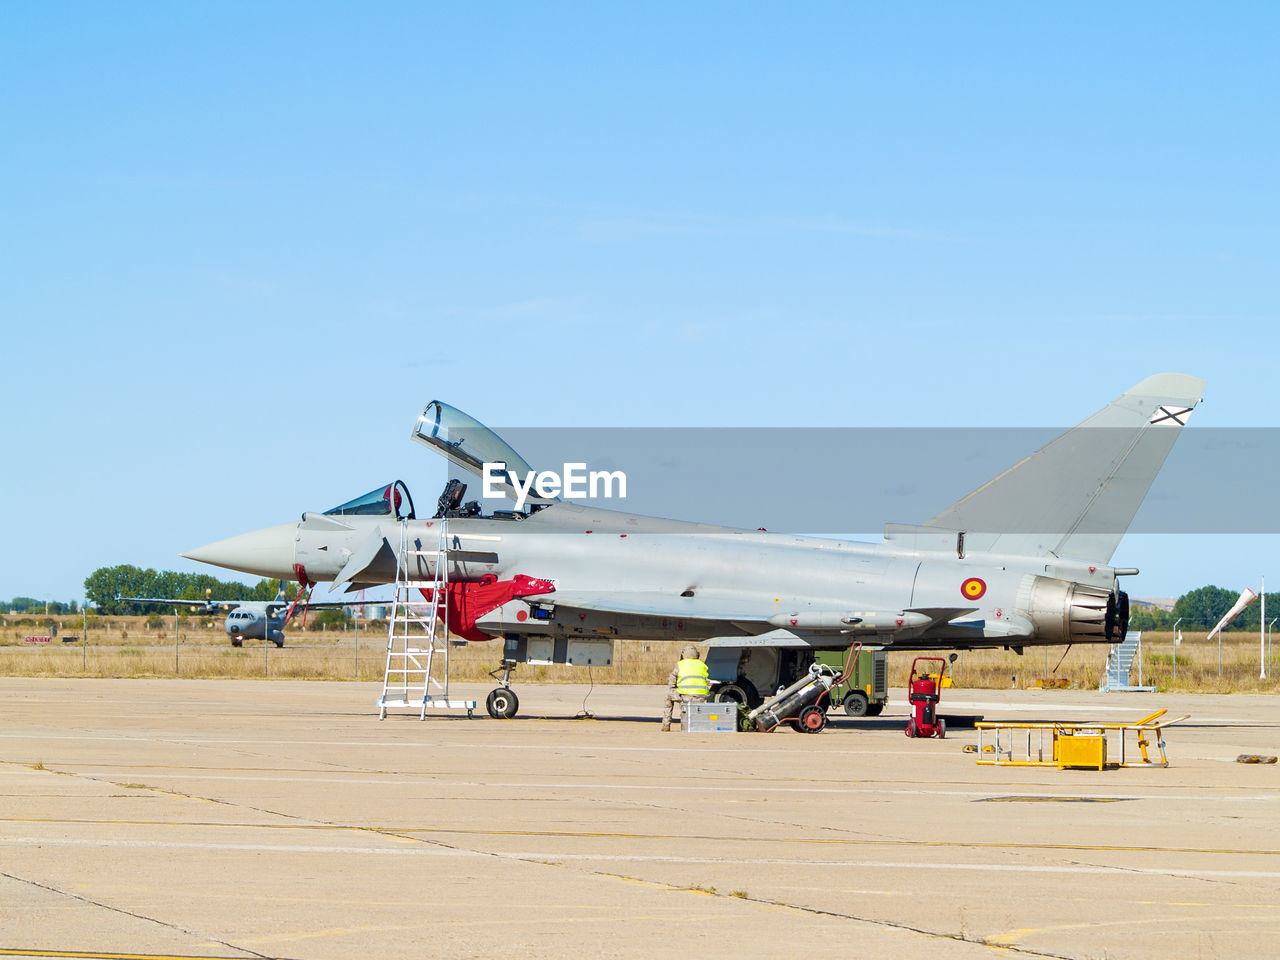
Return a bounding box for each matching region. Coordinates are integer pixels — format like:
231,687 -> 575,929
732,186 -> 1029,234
201,500 -> 1126,654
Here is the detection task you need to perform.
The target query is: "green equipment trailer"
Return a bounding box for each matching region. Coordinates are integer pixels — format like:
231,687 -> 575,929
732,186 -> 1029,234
707,643 -> 889,716
815,647 -> 889,716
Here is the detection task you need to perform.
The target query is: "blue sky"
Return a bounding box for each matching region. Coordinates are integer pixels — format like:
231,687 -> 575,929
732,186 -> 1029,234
2,3 -> 1277,603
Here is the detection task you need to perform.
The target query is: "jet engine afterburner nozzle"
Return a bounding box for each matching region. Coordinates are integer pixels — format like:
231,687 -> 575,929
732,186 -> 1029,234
1017,575 -> 1123,644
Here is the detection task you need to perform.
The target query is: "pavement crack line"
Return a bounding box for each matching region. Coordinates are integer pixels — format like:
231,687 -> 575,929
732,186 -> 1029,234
356,827 -> 1041,953
346,820 -> 1081,959
23,765 -> 474,859
11,760 -> 1243,957
1061,856 -> 1248,890
38,768 -> 320,825
585,791 -> 899,844
587,868 -> 1078,959
0,870 -> 278,960
21,762 -> 891,866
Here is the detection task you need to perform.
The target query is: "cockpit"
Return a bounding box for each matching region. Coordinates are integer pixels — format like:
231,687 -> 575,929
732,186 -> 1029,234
320,403 -> 552,524
323,480 -> 416,520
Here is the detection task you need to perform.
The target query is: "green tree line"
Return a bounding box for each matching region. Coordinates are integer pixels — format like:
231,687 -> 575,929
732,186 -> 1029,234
1129,585 -> 1278,632
0,598 -> 79,614
81,565 -> 299,615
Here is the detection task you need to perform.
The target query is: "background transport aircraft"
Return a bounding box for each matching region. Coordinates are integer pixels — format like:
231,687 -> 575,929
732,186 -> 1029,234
182,374 -> 1205,715
120,585 -> 365,647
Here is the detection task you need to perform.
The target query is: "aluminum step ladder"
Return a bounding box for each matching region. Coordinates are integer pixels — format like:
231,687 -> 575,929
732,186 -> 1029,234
1100,630 -> 1154,692
378,519 -> 476,719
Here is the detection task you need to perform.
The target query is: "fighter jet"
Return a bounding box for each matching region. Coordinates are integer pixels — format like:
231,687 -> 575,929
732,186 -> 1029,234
183,374 -> 1205,716
120,583 -> 365,647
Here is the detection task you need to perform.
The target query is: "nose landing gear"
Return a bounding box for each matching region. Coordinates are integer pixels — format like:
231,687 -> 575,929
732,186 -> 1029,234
486,659 -> 520,719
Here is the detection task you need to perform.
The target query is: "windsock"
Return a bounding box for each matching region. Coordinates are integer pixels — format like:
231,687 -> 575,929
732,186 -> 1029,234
1205,588 -> 1259,642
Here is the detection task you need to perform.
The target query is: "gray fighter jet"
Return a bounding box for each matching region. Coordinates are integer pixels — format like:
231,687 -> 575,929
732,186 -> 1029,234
183,374 -> 1204,716
121,584 -> 364,647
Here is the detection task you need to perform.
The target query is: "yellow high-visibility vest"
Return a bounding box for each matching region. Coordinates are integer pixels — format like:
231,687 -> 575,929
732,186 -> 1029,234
676,658 -> 710,696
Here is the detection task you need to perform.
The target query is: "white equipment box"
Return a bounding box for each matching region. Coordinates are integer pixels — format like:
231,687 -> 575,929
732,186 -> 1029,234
682,701 -> 737,732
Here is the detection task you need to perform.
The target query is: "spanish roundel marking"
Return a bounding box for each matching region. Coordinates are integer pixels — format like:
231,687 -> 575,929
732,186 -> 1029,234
961,577 -> 987,601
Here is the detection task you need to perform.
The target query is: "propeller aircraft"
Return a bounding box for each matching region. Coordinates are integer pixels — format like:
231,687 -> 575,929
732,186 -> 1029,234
120,583 -> 366,647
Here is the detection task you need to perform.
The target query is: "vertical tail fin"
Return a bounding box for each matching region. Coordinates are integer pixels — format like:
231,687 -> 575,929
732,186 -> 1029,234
925,373 -> 1206,562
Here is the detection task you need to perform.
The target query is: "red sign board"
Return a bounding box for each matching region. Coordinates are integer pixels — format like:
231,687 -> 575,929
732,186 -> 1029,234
24,636 -> 52,644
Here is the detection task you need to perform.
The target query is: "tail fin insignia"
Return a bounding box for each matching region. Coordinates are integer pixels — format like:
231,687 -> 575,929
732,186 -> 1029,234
925,373 -> 1206,564
1148,405 -> 1194,426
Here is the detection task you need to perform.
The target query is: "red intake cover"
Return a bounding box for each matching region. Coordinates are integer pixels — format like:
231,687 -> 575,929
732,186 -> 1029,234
422,574 -> 555,643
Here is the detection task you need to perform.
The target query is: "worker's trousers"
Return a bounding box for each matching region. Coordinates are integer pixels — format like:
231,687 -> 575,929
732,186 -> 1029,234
663,691 -> 708,726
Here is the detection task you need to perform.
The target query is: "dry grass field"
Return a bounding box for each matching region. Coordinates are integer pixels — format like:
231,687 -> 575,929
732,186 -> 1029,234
2,614 -> 1277,693
948,630 -> 1280,694
0,614 -> 675,684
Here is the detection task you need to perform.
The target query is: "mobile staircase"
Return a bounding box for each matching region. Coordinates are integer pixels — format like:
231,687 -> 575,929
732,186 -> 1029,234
378,519 -> 476,719
1099,630 -> 1155,692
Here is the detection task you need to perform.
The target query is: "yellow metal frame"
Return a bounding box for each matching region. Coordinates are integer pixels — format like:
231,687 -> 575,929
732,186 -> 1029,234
974,709 -> 1189,769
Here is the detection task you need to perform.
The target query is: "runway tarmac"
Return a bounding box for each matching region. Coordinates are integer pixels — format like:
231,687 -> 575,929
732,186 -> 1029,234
1,678 -> 1277,959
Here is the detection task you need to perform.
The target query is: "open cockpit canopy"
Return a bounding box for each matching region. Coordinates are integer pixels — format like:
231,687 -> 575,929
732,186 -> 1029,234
412,400 -> 551,501
323,480 -> 415,520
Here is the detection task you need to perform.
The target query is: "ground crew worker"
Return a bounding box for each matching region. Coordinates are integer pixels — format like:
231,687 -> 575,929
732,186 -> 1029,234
661,645 -> 710,730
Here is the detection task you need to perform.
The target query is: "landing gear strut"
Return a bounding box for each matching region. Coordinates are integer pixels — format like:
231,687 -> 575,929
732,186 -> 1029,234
486,659 -> 519,719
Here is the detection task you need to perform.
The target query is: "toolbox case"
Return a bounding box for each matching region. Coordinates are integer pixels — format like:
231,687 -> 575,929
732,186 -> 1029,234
682,701 -> 737,732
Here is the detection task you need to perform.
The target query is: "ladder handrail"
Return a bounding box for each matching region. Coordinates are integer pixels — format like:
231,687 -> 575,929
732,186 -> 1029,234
379,518 -> 476,719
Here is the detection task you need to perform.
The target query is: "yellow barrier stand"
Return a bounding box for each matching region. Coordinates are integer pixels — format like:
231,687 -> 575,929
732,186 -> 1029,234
1034,677 -> 1071,689
974,709 -> 1188,769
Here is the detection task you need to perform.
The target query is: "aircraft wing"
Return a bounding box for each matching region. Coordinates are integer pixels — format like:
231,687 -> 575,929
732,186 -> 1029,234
118,596 -> 234,611
544,593 -> 977,634
264,598 -> 370,611
546,591 -> 771,623
703,629 -> 813,648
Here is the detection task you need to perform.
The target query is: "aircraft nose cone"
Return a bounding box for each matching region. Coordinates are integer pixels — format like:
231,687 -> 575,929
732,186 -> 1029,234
182,522 -> 298,580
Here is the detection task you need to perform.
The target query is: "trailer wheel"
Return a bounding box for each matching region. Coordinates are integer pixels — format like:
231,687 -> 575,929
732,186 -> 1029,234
797,705 -> 827,733
937,718 -> 946,739
865,702 -> 885,717
843,691 -> 869,717
906,721 -> 916,738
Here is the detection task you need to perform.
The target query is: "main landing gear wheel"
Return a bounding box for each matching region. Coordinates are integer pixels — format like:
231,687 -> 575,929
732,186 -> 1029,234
797,705 -> 827,733
843,691 -> 869,717
713,678 -> 761,709
486,687 -> 519,719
